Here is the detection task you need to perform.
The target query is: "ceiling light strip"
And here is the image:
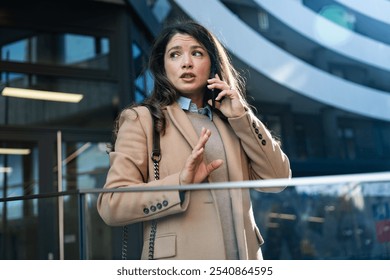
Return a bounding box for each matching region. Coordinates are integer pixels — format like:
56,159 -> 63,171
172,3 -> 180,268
2,87 -> 83,103
0,148 -> 31,155
0,167 -> 13,173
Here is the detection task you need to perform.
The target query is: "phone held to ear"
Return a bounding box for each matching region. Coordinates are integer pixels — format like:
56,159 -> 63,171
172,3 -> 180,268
211,87 -> 221,110
210,67 -> 221,110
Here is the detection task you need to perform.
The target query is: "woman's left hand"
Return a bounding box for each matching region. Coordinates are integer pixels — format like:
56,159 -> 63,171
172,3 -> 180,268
207,74 -> 246,118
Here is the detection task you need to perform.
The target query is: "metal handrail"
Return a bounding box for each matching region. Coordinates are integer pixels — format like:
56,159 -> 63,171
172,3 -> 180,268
79,171 -> 390,193
2,171 -> 390,202
0,189 -> 79,203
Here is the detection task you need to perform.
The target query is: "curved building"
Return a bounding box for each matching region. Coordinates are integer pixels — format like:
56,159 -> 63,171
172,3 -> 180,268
173,0 -> 390,176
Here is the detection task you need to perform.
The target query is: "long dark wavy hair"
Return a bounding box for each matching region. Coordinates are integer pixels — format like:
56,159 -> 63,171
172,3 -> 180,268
112,20 -> 249,141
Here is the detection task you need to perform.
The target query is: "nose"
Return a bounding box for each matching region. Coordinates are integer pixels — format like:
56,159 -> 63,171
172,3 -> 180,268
181,54 -> 193,69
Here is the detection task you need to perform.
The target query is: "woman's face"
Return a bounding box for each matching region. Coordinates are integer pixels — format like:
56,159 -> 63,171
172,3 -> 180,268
164,33 -> 211,101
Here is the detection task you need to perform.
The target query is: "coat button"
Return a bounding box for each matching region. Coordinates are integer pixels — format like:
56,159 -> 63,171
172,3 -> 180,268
262,139 -> 266,146
162,200 -> 168,207
252,122 -> 256,128
143,208 -> 149,214
157,203 -> 162,209
255,128 -> 259,134
257,134 -> 263,140
150,205 -> 157,212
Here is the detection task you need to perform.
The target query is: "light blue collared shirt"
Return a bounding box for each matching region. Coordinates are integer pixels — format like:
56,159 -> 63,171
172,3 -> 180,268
177,96 -> 213,120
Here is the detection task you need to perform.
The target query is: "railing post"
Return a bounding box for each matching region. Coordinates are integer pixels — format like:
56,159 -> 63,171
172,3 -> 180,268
78,192 -> 86,260
56,130 -> 64,260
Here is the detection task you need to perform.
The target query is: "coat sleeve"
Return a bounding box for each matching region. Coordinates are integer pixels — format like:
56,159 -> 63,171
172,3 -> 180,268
97,107 -> 189,226
228,110 -> 291,192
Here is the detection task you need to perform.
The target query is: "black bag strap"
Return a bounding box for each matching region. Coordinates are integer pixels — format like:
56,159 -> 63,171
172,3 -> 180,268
150,113 -> 161,180
122,106 -> 160,260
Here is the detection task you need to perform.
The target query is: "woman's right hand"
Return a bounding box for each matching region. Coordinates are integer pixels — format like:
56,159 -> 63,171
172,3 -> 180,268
179,128 -> 223,185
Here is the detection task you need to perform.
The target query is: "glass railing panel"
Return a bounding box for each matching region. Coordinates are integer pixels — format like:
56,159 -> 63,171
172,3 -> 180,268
0,192 -> 85,260
80,192 -> 142,260
251,180 -> 390,260
2,173 -> 390,260
1,195 -> 59,259
81,174 -> 390,260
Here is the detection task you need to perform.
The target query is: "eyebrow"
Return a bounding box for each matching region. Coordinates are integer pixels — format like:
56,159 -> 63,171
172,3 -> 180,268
166,45 -> 205,53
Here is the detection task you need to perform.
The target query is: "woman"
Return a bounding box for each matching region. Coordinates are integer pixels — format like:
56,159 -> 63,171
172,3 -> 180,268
97,20 -> 291,260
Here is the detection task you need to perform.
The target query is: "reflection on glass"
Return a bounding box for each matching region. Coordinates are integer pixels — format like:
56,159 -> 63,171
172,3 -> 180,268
132,41 -> 154,103
0,72 -> 117,128
1,39 -> 27,62
61,142 -> 109,191
0,28 -> 110,70
252,182 -> 390,260
132,43 -> 141,59
2,176 -> 390,259
0,143 -> 39,220
134,69 -> 154,103
58,142 -> 110,259
64,34 -> 109,68
0,196 -> 71,259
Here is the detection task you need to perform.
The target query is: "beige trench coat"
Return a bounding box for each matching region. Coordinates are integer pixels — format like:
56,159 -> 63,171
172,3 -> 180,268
97,103 -> 291,260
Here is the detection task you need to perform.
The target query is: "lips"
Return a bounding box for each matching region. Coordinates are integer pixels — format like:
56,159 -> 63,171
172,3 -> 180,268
180,72 -> 195,80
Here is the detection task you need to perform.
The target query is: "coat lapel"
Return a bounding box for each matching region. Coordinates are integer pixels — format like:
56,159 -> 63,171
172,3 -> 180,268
166,103 -> 199,149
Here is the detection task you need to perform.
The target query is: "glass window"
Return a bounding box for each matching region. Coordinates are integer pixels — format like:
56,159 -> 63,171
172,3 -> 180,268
318,5 -> 356,30
0,72 -> 117,128
132,43 -> 141,59
294,124 -> 308,159
134,70 -> 154,103
132,42 -> 154,103
1,39 -> 27,62
151,0 -> 171,23
338,127 -> 356,159
64,34 -> 109,67
0,27 -> 110,70
0,142 -> 39,221
61,142 -> 110,191
135,89 -> 145,103
265,115 -> 282,138
60,141 -> 110,259
1,72 -> 23,83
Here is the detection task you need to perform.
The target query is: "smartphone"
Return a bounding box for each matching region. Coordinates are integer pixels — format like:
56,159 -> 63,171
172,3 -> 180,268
209,66 -> 221,110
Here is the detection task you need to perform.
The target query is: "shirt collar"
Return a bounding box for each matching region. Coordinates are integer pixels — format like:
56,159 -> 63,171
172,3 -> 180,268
177,96 -> 213,120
